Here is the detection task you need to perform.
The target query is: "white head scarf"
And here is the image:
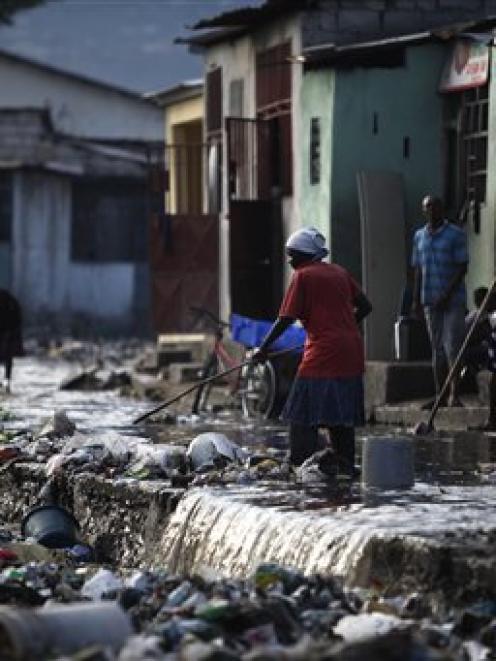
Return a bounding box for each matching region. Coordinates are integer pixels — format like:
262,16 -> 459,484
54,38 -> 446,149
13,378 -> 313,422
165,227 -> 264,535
285,227 -> 329,260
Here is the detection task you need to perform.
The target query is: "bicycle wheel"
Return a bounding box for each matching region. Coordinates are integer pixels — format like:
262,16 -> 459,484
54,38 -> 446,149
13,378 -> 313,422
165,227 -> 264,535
192,355 -> 218,414
240,360 -> 277,419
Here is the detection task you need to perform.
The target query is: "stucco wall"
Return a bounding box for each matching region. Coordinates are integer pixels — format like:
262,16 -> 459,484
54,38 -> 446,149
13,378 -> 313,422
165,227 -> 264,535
298,69 -> 335,249
0,56 -> 162,141
329,43 -> 446,282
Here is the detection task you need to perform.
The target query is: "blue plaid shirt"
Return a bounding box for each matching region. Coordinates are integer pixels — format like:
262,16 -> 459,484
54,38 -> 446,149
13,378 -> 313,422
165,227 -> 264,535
411,221 -> 468,307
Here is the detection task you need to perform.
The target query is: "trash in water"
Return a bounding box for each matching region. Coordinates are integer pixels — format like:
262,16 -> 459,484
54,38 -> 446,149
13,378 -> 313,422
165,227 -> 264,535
187,433 -> 246,470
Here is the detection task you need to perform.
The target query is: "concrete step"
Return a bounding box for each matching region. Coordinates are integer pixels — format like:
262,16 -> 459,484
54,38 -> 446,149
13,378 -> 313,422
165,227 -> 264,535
365,361 -> 435,410
157,334 -> 209,367
168,362 -> 204,385
374,400 -> 489,431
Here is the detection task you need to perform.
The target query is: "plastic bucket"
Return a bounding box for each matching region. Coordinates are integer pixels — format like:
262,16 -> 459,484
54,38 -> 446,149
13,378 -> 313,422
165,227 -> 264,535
362,436 -> 414,490
21,504 -> 80,549
0,602 -> 133,659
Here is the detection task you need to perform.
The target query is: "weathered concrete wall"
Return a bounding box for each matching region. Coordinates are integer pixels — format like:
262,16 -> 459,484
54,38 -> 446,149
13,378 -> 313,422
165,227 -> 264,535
0,462 -> 183,566
0,54 -> 163,141
302,1 -> 496,49
298,68 -> 335,249
12,170 -> 71,317
11,171 -> 149,335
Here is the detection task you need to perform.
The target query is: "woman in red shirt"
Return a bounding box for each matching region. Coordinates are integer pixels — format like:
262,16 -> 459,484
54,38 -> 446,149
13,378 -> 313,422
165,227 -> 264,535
254,227 -> 372,477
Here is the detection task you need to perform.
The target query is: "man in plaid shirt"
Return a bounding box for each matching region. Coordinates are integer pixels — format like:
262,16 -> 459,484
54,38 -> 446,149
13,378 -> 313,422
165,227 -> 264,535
411,195 -> 468,408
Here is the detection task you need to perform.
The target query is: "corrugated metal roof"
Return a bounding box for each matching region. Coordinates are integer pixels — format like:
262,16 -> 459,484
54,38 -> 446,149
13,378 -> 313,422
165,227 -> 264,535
145,79 -> 204,107
175,26 -> 248,48
0,48 -> 156,105
303,16 -> 496,67
0,108 -> 150,178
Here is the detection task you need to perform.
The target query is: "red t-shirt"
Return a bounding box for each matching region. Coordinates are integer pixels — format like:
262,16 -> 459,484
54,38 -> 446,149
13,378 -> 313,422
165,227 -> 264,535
279,261 -> 365,378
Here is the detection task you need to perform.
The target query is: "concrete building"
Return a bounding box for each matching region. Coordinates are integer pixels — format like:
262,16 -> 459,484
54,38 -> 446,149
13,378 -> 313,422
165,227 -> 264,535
0,49 -> 163,335
180,0 -> 496,354
144,81 -> 219,333
146,80 -> 204,216
298,22 -> 495,360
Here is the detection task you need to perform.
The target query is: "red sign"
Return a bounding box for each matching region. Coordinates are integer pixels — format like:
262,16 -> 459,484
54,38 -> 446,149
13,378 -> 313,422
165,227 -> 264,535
439,40 -> 489,92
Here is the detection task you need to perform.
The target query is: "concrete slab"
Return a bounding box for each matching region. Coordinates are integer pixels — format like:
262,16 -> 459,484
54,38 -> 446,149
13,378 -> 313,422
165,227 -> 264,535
168,362 -> 203,385
157,333 -> 210,366
374,400 -> 488,430
155,480 -> 496,600
365,361 -> 435,411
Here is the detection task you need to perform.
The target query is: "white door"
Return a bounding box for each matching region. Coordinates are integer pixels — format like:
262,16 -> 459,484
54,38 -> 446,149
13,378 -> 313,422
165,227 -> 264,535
357,171 -> 406,360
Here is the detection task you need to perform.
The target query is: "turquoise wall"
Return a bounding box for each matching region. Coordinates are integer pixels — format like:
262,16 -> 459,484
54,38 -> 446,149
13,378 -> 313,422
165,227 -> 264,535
330,43 -> 447,281
299,69 -> 335,242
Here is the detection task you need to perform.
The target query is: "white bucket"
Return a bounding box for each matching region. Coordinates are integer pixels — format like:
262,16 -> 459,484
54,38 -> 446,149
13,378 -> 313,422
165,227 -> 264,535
362,436 -> 414,489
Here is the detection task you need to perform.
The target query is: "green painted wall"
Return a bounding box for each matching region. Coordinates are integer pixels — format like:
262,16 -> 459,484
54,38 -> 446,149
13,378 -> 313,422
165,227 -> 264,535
299,69 -> 335,242
330,43 -> 447,281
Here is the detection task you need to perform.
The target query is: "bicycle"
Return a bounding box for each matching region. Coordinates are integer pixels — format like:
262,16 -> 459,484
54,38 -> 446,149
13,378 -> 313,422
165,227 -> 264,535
189,306 -> 290,418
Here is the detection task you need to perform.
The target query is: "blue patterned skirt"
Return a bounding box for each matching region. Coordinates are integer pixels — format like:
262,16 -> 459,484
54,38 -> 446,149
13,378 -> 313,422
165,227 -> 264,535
281,375 -> 365,427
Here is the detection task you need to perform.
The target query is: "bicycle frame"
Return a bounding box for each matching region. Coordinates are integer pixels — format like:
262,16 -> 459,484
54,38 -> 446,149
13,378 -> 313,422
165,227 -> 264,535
213,336 -> 243,394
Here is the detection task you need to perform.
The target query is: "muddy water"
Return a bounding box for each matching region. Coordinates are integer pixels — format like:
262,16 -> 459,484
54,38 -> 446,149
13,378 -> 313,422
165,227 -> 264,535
3,356 -> 144,435
4,356 -> 496,586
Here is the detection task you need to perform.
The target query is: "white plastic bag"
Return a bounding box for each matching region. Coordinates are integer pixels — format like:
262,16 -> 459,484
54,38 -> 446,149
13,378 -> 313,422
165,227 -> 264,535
81,568 -> 123,600
187,433 -> 246,470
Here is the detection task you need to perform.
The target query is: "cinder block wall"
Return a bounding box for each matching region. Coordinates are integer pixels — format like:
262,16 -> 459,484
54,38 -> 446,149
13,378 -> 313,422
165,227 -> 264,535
303,1 -> 496,48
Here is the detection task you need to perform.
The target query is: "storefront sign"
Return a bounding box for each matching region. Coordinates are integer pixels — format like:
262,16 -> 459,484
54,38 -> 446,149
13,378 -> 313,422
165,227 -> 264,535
439,39 -> 489,92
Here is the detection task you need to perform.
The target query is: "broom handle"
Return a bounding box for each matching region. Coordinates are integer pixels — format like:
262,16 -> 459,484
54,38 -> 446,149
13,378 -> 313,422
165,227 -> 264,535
132,344 -> 303,424
426,278 -> 496,428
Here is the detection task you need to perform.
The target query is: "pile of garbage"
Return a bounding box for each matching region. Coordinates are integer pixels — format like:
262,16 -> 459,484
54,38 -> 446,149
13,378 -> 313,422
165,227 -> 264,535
1,410 -> 301,488
0,529 -> 495,660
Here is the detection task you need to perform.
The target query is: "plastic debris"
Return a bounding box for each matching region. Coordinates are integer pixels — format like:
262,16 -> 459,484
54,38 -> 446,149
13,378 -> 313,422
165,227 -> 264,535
81,569 -> 124,600
187,433 -> 246,470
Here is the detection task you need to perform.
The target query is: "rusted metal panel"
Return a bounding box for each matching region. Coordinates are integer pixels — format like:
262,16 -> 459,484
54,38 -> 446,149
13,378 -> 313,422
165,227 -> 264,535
149,213 -> 219,333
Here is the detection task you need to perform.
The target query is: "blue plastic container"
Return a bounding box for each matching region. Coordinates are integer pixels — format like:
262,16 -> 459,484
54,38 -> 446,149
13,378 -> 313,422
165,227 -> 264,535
230,313 -> 305,352
21,504 -> 80,549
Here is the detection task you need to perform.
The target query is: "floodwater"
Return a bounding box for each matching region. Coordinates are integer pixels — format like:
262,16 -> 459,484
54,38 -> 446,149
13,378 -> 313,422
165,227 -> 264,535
2,354 -> 496,585
4,355 -> 496,492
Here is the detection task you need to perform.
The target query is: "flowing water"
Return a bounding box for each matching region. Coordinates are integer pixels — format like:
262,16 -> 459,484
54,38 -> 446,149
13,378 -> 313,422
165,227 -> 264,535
3,355 -> 496,585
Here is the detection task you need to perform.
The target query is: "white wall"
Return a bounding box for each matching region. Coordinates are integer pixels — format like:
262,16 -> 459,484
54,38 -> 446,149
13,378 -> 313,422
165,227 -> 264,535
0,56 -> 162,141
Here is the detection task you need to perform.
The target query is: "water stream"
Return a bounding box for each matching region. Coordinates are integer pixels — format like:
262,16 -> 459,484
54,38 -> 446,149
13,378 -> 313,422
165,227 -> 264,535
3,355 -> 496,586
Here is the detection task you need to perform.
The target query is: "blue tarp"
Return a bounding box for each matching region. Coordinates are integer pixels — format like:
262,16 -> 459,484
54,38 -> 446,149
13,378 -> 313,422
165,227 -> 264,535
230,313 -> 305,352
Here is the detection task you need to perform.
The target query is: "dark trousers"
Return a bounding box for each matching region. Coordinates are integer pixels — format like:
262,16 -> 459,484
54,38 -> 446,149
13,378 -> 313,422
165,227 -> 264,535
3,356 -> 12,381
289,423 -> 356,474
